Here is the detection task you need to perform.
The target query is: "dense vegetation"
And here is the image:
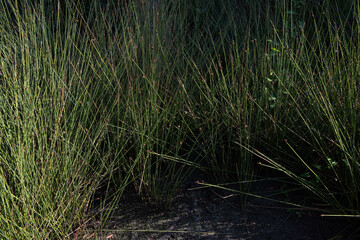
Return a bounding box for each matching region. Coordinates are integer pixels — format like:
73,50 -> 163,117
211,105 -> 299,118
0,0 -> 359,238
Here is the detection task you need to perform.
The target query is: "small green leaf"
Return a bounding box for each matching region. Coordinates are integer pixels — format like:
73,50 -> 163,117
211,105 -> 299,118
268,96 -> 276,101
301,172 -> 310,178
313,164 -> 322,170
327,158 -> 338,169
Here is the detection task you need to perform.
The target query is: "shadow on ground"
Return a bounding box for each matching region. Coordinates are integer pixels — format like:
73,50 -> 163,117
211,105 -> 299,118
78,173 -> 358,240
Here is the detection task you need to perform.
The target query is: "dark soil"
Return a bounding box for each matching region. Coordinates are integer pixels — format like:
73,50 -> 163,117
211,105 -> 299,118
77,172 -> 358,240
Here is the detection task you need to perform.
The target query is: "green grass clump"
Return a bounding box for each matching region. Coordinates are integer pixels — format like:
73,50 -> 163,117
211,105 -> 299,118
248,0 -> 360,217
0,1 -> 116,238
0,0 -> 359,239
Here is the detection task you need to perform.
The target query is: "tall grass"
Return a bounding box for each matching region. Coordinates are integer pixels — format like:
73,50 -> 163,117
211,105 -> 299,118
0,0 -> 359,239
244,0 -> 360,217
0,1 -> 119,238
